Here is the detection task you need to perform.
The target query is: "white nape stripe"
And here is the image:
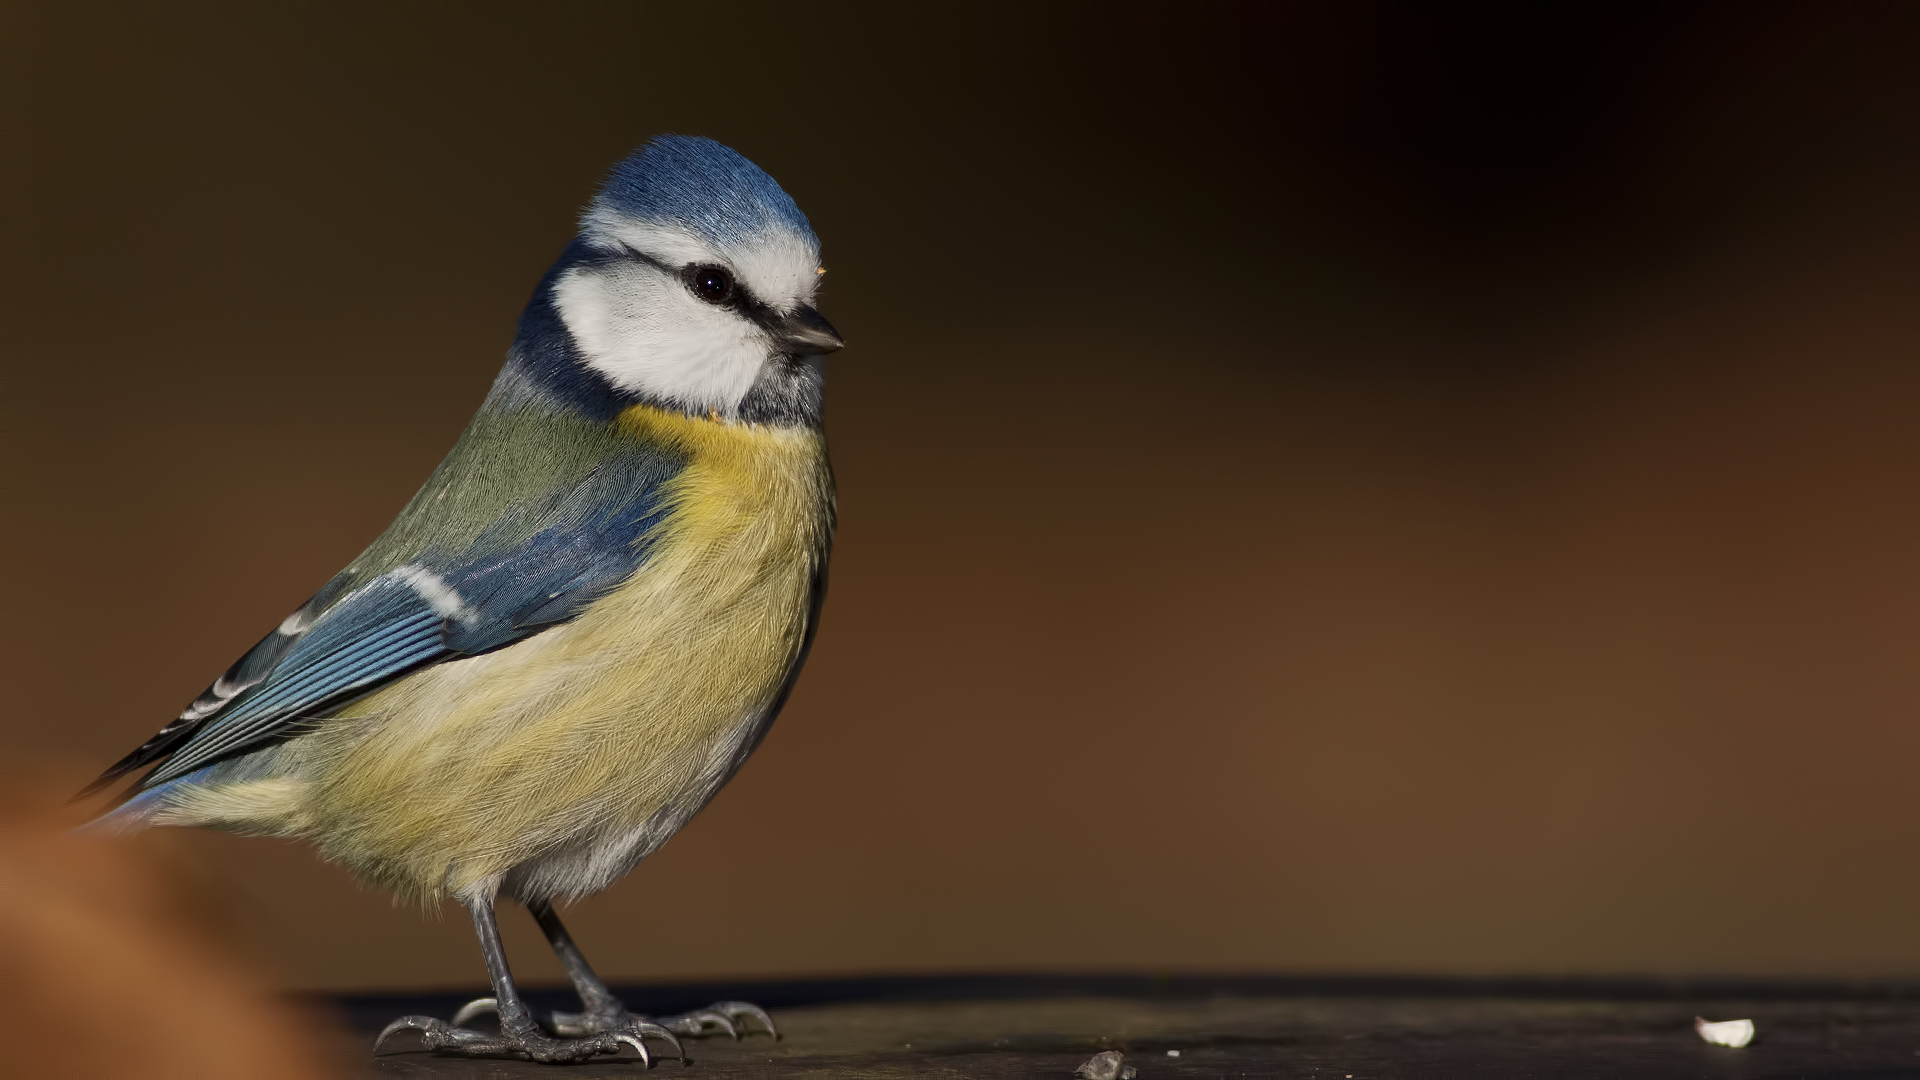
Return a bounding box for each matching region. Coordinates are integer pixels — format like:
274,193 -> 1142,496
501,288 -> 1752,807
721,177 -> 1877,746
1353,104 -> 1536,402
393,565 -> 476,624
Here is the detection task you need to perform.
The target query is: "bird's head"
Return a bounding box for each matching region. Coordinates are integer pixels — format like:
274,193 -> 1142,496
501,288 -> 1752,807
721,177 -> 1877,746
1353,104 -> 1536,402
535,136 -> 840,424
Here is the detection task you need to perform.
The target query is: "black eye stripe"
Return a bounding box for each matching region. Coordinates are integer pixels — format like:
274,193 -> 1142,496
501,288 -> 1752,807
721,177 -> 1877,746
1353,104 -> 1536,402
607,246 -> 745,307
616,246 -> 780,327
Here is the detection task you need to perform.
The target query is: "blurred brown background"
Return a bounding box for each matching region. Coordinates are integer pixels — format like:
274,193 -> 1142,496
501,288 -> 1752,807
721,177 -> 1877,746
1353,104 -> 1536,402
3,2 -> 1920,993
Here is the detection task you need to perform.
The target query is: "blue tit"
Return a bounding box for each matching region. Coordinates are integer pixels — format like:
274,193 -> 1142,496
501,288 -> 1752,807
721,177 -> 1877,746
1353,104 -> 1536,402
85,136 -> 842,1065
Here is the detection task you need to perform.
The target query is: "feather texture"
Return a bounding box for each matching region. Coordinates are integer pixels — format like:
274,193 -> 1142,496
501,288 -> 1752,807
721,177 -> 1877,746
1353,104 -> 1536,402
111,403 -> 832,905
96,380 -> 688,792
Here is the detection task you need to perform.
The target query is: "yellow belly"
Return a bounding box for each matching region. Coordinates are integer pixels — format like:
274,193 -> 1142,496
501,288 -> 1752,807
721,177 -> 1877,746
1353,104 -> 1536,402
160,406 -> 832,904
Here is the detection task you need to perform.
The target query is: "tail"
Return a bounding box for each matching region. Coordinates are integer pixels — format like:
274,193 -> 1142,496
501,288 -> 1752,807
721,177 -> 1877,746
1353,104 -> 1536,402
72,772 -> 206,836
73,789 -> 166,836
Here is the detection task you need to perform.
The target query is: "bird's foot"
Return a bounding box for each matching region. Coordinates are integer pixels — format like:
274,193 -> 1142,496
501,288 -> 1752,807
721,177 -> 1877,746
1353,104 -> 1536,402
454,995 -> 777,1040
654,1001 -> 778,1040
374,1011 -> 683,1065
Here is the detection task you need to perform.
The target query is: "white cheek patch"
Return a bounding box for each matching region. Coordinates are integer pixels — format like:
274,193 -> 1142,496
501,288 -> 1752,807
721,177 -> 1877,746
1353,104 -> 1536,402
554,262 -> 771,415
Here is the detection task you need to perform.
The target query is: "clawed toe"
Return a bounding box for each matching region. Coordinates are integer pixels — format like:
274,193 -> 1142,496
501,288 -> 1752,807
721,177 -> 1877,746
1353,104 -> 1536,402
373,1010 -> 680,1065
660,1007 -> 737,1038
408,987 -> 772,1060
450,996 -> 497,1026
620,1019 -> 685,1061
657,1000 -> 778,1040
374,1015 -> 448,1052
444,995 -> 685,1060
374,1015 -> 511,1056
716,1001 -> 778,1040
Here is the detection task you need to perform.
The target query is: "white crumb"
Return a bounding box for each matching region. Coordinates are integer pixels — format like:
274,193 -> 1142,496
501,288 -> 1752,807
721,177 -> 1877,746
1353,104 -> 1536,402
1695,1017 -> 1755,1048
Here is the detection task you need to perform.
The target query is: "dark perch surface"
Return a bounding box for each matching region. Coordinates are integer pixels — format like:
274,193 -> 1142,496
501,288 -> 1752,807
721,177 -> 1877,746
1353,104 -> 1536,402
337,974 -> 1920,1078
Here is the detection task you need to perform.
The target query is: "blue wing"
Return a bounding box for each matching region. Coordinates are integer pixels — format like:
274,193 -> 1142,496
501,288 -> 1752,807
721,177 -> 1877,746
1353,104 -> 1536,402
95,446 -> 680,794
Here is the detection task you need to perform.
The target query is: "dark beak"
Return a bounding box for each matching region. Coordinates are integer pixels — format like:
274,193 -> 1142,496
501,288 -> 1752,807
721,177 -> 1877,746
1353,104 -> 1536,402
774,305 -> 845,354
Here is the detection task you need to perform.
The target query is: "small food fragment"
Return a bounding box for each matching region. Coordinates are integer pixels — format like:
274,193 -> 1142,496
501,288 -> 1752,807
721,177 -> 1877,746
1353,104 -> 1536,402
1694,1017 -> 1755,1048
1076,1049 -> 1138,1079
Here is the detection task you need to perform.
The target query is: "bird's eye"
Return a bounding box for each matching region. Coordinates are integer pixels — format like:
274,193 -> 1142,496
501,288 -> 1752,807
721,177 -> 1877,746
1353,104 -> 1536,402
688,265 -> 734,304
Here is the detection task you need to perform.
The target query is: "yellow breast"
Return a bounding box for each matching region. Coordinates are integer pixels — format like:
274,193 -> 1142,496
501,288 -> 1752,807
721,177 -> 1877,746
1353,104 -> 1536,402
168,406 -> 833,903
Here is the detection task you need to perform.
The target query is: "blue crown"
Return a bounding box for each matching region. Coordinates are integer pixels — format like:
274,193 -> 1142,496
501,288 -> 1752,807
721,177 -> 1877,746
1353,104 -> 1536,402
592,136 -> 815,251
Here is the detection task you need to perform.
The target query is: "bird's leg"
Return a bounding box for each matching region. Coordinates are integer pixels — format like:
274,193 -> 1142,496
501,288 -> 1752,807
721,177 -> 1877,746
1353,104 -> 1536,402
454,900 -> 778,1041
529,898 -> 635,1033
374,896 -> 681,1064
536,899 -> 779,1040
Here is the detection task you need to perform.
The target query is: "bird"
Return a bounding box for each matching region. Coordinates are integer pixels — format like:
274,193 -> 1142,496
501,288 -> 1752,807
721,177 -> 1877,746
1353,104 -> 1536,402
83,135 -> 843,1066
